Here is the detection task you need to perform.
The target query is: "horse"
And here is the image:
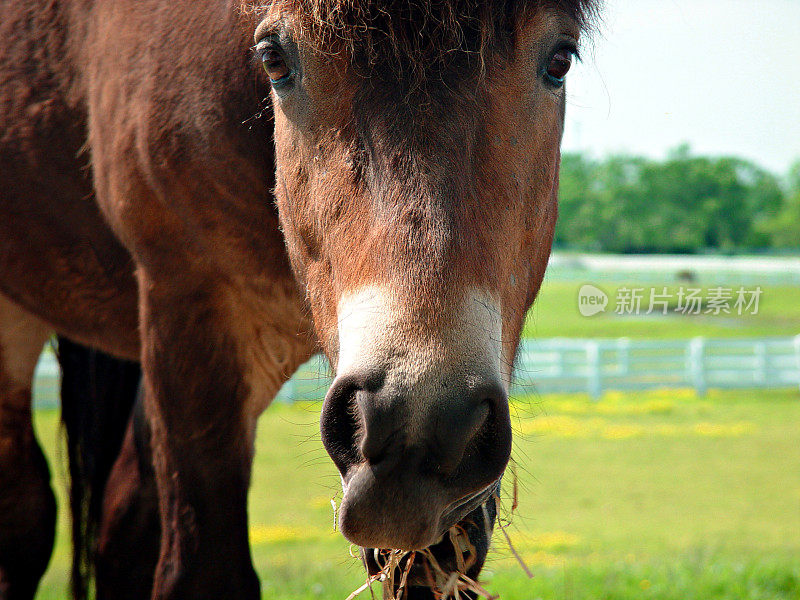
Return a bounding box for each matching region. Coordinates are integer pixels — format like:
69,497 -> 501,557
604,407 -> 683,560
0,0 -> 597,598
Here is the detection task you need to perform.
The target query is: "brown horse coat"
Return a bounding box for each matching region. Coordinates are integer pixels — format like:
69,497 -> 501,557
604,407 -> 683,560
0,0 -> 595,597
1,2 -> 314,597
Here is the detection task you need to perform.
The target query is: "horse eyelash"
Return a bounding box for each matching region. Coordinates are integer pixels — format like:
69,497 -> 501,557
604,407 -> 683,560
558,41 -> 581,62
252,40 -> 277,60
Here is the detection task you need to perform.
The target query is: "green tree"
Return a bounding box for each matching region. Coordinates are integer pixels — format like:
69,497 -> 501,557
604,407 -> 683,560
556,148 -> 796,254
762,160 -> 800,249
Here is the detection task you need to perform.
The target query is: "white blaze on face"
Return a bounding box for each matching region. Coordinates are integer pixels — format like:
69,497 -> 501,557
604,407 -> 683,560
335,286 -> 507,434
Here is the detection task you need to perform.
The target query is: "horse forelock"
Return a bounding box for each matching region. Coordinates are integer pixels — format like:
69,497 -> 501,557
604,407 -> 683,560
243,0 -> 598,82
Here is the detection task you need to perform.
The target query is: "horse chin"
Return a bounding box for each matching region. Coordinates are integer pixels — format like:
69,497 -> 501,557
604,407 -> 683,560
361,494 -> 497,598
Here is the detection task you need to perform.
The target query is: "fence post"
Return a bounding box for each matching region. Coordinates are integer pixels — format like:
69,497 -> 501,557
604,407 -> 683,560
555,344 -> 564,378
587,340 -> 602,400
617,337 -> 631,376
689,337 -> 707,396
516,339 -> 534,395
794,335 -> 800,394
281,376 -> 296,403
754,342 -> 767,386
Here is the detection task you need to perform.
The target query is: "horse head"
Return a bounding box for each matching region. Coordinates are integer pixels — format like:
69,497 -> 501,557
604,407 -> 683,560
252,0 -> 594,586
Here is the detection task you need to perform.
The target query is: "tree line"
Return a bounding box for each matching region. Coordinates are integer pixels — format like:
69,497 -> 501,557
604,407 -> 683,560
555,146 -> 800,253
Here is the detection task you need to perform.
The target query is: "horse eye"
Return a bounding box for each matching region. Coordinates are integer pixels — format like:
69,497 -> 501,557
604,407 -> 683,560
263,49 -> 291,84
544,49 -> 574,87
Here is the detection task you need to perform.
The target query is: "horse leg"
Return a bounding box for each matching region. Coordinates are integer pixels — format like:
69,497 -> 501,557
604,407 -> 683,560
138,278 -> 313,599
0,294 -> 55,600
95,398 -> 160,600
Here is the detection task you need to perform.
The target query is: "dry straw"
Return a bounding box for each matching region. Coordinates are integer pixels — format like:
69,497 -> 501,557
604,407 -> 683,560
344,466 -> 531,599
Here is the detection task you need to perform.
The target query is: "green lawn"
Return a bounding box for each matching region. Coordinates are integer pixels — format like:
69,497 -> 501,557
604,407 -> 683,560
525,280 -> 800,339
33,388 -> 800,599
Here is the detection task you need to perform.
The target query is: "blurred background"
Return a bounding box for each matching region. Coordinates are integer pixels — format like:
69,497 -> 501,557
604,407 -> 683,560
32,0 -> 799,598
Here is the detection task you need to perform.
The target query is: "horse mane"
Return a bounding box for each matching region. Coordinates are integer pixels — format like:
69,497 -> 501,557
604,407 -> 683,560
245,0 -> 599,80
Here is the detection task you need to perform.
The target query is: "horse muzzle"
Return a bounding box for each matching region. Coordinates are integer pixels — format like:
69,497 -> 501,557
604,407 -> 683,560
321,367 -> 511,551
361,493 -> 499,598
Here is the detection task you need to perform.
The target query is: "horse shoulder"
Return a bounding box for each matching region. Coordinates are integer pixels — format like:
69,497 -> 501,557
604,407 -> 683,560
80,0 -> 315,378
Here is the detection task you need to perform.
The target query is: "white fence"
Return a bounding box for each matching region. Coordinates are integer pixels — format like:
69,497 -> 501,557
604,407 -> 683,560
275,336 -> 800,401
512,336 -> 800,398
33,336 -> 800,407
547,252 -> 800,286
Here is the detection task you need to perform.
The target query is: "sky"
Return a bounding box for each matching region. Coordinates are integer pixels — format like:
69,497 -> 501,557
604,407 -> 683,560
562,0 -> 800,175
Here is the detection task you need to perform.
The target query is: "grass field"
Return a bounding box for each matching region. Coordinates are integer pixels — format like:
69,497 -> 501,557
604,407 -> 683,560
32,388 -> 800,599
524,280 -> 800,339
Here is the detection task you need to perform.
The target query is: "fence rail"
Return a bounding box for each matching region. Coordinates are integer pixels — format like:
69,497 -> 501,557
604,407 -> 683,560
33,336 -> 800,408
513,336 -> 800,398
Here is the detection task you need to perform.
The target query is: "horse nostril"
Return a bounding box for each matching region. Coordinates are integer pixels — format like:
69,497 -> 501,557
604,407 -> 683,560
320,376 -> 363,477
356,386 -> 408,469
323,370 -> 510,498
358,390 -> 388,465
476,380 -> 506,414
464,382 -> 512,483
431,380 -> 508,479
360,429 -> 394,467
321,370 -> 391,474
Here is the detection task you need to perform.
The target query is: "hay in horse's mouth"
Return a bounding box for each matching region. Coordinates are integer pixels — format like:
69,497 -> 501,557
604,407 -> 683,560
347,525 -> 498,600
344,469 -> 530,599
